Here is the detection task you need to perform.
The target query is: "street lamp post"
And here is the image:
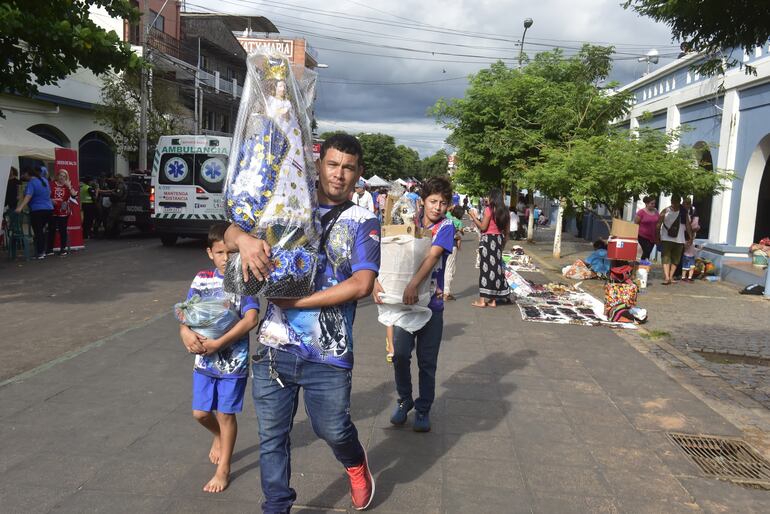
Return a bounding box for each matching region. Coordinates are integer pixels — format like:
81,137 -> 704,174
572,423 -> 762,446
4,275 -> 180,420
518,18 -> 533,68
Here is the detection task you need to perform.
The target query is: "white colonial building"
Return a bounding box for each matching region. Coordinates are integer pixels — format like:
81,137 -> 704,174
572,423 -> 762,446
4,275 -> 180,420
616,47 -> 770,284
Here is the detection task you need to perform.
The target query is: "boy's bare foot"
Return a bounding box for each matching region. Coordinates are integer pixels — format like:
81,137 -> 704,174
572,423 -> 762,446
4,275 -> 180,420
209,437 -> 221,464
203,470 -> 229,493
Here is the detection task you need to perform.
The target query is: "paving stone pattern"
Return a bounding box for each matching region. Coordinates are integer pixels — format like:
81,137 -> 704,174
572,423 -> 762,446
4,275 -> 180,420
524,228 -> 770,409
0,231 -> 768,512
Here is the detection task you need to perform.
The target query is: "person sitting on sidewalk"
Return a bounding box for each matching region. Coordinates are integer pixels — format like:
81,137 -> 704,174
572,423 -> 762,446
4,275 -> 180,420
179,224 -> 260,493
225,134 -> 379,512
585,239 -> 610,277
374,177 -> 455,433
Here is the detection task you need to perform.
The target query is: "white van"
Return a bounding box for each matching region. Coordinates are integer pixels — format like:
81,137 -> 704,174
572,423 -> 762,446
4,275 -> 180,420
151,135 -> 231,246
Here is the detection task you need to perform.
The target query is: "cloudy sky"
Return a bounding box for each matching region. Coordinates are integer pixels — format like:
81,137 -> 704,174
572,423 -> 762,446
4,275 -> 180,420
188,0 -> 681,156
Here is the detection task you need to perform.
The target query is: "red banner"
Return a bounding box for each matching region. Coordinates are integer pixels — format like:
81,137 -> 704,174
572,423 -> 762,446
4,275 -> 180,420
53,148 -> 84,250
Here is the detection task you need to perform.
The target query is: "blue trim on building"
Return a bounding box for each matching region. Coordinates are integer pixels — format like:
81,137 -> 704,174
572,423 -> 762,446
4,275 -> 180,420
32,92 -> 96,111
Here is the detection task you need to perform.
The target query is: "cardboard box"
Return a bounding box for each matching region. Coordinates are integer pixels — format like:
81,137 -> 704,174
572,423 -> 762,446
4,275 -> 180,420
383,195 -> 396,225
381,224 -> 431,238
610,218 -> 639,239
607,237 -> 638,261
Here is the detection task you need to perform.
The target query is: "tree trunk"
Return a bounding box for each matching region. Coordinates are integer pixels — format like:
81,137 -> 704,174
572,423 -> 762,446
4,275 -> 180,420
553,197 -> 565,258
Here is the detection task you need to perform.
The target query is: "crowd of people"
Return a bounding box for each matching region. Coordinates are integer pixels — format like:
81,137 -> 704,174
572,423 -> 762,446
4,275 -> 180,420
3,166 -> 129,259
177,134 -> 510,512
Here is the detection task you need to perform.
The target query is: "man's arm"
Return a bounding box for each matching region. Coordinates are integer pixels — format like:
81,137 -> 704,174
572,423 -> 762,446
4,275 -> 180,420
272,270 -> 377,309
224,223 -> 274,281
402,245 -> 444,305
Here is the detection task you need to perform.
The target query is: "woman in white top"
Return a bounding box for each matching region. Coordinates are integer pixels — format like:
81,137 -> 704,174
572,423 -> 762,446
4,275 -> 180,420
656,196 -> 692,285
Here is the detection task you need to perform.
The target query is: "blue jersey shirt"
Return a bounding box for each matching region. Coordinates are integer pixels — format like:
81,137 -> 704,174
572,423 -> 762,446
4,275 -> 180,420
24,178 -> 53,211
422,217 -> 456,312
186,269 -> 259,378
257,204 -> 381,369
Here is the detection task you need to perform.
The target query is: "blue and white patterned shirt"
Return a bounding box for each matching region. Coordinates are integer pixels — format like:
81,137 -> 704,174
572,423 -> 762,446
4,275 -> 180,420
187,269 -> 259,378
257,204 -> 381,369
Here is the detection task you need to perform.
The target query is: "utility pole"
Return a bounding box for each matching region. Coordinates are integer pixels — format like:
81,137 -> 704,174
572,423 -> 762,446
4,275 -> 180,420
138,0 -> 150,171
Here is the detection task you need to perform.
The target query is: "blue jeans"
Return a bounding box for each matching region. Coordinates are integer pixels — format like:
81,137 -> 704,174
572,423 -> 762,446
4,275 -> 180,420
392,309 -> 443,413
251,346 -> 365,514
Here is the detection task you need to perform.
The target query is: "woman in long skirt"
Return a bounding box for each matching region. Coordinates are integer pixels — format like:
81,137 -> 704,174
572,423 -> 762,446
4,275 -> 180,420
468,188 -> 510,307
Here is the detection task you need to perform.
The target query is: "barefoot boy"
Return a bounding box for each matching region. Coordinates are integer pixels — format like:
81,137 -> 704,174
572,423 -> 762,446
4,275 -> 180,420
374,177 -> 455,432
179,223 -> 260,493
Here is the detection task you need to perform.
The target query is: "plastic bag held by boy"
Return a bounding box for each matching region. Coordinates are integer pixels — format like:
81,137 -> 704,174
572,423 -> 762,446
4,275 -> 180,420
175,295 -> 240,341
223,50 -> 321,298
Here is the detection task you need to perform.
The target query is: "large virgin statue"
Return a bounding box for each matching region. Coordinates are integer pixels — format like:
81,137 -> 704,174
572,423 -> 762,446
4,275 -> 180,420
224,52 -> 320,298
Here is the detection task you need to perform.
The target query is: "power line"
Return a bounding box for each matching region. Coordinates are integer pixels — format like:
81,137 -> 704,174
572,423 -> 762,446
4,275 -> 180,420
320,75 -> 467,86
186,2 -> 666,64
185,0 -> 679,51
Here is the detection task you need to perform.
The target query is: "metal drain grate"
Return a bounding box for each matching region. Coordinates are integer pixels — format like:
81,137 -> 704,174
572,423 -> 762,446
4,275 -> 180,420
667,432 -> 770,488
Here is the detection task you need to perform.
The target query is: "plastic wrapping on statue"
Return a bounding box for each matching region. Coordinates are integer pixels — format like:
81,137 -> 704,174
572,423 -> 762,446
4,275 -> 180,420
223,49 -> 321,298
391,194 -> 417,225
175,295 -> 240,340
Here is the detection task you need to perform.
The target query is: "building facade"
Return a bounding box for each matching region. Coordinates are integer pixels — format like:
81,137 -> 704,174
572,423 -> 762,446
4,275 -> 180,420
1,2 -> 280,178
617,48 -> 770,249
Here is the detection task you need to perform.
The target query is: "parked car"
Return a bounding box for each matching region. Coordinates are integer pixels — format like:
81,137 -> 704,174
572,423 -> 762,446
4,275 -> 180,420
119,174 -> 154,234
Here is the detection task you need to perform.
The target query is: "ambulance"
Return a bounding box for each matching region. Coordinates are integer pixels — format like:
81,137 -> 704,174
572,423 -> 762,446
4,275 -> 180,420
150,135 -> 231,246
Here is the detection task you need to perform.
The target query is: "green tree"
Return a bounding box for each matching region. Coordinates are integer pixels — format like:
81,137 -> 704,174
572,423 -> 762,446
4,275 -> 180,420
95,71 -> 186,166
0,0 -> 141,112
449,164 -> 487,196
522,127 -> 733,225
395,144 -> 421,179
623,1 -> 770,75
420,149 -> 449,179
356,132 -> 401,179
317,130 -> 350,140
432,45 -> 633,243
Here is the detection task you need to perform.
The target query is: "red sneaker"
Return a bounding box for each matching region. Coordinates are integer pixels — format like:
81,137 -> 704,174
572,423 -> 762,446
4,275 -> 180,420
346,449 -> 375,510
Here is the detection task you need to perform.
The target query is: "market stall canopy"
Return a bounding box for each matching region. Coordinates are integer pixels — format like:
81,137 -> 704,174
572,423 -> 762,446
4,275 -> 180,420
367,175 -> 391,188
0,122 -> 61,160
394,178 -> 409,187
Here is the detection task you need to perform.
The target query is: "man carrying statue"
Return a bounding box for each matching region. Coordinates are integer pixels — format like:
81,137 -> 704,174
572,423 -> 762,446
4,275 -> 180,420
225,133 -> 379,513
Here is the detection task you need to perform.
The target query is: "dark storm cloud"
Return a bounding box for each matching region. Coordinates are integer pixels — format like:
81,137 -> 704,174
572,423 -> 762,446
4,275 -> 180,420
191,0 -> 679,155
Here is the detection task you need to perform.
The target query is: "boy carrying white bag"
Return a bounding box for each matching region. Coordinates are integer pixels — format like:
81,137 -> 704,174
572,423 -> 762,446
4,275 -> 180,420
376,231 -> 433,332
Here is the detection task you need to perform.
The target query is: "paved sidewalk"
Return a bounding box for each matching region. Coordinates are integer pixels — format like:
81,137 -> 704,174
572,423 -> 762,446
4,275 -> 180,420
520,228 -> 770,410
1,230 -> 769,513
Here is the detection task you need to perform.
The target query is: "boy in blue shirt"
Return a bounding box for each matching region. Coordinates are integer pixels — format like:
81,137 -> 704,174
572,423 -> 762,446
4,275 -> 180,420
375,177 -> 455,432
179,224 -> 260,493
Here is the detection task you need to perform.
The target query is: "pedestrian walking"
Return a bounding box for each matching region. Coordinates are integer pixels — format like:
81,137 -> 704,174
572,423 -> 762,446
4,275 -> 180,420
47,169 -> 77,256
225,134 -> 379,513
80,178 -> 98,239
469,188 -> 511,307
443,205 -> 464,301
374,176 -> 455,433
4,166 -> 21,211
106,175 -> 127,237
15,166 -> 53,259
657,196 -> 692,285
352,180 -> 374,212
179,224 -> 260,493
634,196 -> 658,260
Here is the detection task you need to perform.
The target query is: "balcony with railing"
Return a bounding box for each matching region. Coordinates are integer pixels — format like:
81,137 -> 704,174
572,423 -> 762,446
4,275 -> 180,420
147,27 -> 181,60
